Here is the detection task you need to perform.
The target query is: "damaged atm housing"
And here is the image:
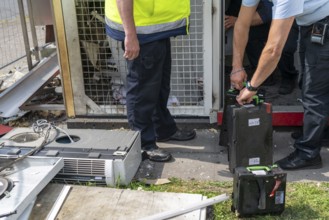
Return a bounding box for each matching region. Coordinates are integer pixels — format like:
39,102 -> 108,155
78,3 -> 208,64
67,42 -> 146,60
0,128 -> 141,186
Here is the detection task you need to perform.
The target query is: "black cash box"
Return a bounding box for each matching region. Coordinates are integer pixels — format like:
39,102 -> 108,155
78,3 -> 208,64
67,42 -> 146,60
232,166 -> 287,217
219,89 -> 239,147
227,102 -> 273,173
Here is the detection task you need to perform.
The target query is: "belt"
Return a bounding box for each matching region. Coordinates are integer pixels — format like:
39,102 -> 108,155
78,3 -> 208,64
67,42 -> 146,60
300,16 -> 329,39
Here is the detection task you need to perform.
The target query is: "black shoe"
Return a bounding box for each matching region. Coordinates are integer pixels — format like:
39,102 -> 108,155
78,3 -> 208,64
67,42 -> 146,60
278,78 -> 295,95
142,147 -> 172,162
157,129 -> 196,142
275,151 -> 322,170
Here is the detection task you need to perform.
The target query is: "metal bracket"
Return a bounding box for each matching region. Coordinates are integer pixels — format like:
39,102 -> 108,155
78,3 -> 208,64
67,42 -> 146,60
113,146 -> 128,156
83,95 -> 106,114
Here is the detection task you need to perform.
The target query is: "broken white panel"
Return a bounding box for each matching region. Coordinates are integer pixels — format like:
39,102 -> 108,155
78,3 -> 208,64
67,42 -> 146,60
0,157 -> 64,220
0,52 -> 59,118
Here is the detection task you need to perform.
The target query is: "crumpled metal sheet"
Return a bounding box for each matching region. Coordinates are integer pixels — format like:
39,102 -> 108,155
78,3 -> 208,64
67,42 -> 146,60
0,52 -> 59,118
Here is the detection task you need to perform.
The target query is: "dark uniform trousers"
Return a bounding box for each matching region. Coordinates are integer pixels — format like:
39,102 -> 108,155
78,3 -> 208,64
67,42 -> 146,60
296,19 -> 329,159
126,38 -> 177,150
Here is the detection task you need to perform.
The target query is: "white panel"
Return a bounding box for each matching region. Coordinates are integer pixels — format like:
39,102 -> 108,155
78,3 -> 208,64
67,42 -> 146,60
203,0 -> 213,116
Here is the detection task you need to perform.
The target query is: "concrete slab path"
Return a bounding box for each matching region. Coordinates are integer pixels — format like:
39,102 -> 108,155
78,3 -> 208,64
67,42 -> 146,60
135,128 -> 329,182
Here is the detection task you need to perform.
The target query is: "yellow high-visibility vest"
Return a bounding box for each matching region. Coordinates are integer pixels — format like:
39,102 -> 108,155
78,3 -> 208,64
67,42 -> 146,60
105,0 -> 190,36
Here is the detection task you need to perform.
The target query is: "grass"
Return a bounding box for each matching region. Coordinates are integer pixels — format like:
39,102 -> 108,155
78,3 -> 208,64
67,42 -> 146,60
124,178 -> 329,220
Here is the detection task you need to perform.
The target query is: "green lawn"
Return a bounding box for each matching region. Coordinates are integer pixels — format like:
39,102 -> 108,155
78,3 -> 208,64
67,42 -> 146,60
126,178 -> 329,220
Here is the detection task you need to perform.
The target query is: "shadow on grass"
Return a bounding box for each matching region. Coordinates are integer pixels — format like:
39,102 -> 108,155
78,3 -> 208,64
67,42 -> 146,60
279,204 -> 321,220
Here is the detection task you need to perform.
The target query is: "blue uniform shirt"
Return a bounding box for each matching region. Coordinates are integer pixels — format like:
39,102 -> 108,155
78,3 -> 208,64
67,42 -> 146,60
242,0 -> 329,25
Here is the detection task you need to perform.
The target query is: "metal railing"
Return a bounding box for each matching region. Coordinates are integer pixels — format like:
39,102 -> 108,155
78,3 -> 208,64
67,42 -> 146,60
0,0 -> 47,73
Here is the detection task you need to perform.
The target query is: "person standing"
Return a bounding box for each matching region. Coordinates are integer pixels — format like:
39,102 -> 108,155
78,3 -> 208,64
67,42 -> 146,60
105,0 -> 196,162
232,0 -> 329,170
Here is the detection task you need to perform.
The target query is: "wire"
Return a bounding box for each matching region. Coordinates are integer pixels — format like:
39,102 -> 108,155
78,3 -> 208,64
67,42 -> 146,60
0,119 -> 74,174
0,123 -> 51,173
54,126 -> 74,143
32,119 -> 51,135
32,119 -> 74,143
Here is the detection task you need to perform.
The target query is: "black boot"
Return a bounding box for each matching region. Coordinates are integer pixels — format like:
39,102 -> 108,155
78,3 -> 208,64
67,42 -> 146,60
275,150 -> 322,170
142,146 -> 172,162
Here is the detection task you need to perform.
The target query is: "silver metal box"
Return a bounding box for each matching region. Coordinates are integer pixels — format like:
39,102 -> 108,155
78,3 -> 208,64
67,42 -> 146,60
0,128 -> 141,186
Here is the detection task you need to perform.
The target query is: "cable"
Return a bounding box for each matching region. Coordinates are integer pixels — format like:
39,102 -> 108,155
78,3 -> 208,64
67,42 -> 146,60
0,123 -> 51,173
53,126 -> 74,143
32,119 -> 52,136
0,119 -> 74,174
32,119 -> 74,143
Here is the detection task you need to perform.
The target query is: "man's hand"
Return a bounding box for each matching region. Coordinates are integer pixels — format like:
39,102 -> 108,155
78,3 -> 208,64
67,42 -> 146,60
236,87 -> 257,105
124,34 -> 140,60
230,69 -> 247,90
225,15 -> 237,30
116,0 -> 139,60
